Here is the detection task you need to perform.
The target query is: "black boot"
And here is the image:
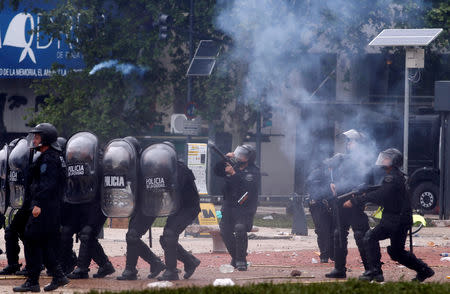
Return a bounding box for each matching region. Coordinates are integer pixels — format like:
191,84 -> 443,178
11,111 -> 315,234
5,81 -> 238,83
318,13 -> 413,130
43,276 -> 69,291
236,261 -> 247,271
0,263 -> 22,275
67,267 -> 89,279
325,268 -> 346,278
15,265 -> 30,276
93,261 -> 115,278
183,256 -> 200,279
157,269 -> 179,281
359,269 -> 384,282
13,279 -> 40,292
176,244 -> 200,279
413,266 -> 435,282
147,261 -> 166,279
117,268 -> 138,280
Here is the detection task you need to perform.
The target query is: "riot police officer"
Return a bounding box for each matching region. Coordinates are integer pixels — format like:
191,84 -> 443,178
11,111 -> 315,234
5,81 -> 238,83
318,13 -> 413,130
13,123 -> 69,292
325,129 -> 371,278
344,148 -> 434,282
157,142 -> 201,281
0,138 -> 29,276
60,132 -> 115,279
117,139 -> 166,280
305,162 -> 334,263
214,144 -> 259,271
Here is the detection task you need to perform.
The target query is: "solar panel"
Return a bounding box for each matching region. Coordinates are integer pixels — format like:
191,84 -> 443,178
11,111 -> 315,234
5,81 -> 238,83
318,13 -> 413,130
186,58 -> 216,76
369,28 -> 443,46
186,40 -> 220,76
195,40 -> 220,58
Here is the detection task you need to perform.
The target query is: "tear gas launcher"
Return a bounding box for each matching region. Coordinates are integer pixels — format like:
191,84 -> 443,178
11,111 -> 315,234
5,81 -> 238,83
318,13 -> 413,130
208,142 -> 237,167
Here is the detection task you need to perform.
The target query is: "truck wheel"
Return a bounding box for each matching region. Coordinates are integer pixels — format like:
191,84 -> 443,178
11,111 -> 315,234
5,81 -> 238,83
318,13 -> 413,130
412,182 -> 438,211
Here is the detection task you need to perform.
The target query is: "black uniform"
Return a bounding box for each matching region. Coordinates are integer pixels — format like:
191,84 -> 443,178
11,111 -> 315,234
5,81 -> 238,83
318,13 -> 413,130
61,201 -> 113,278
352,167 -> 434,281
215,160 -> 259,269
22,148 -> 67,287
305,167 -> 334,263
1,208 -> 30,274
158,161 -> 201,280
328,154 -> 370,276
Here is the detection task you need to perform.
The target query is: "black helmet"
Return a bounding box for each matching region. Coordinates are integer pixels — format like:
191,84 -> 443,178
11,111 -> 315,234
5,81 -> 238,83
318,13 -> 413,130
124,136 -> 142,154
375,148 -> 403,168
57,137 -> 67,152
29,123 -> 59,151
234,144 -> 256,164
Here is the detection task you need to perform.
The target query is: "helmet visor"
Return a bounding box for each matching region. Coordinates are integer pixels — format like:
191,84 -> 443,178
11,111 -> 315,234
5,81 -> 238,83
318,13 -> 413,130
234,146 -> 250,162
375,151 -> 393,167
26,133 -> 41,149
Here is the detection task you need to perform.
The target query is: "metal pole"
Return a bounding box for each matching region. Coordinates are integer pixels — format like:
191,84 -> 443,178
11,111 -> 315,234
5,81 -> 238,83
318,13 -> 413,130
185,0 -> 194,162
256,106 -> 262,194
403,58 -> 409,174
439,115 -> 445,220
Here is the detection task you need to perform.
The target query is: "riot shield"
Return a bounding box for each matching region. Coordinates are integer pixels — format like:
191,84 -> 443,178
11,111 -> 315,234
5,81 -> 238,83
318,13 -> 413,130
0,145 -> 8,214
139,143 -> 178,217
101,139 -> 137,217
8,139 -> 30,209
64,132 -> 99,204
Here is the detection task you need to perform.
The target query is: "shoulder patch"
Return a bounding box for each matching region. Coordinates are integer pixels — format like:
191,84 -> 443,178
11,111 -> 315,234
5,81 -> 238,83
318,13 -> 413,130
40,163 -> 47,174
245,173 -> 254,182
384,175 -> 394,183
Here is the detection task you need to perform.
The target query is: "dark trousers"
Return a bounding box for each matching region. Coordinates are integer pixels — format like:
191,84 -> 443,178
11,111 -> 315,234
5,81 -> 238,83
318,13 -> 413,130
25,235 -> 63,283
219,205 -> 255,264
60,204 -> 109,272
124,210 -> 161,270
160,208 -> 199,270
364,222 -> 428,273
310,201 -> 334,260
333,206 -> 370,271
5,209 -> 29,266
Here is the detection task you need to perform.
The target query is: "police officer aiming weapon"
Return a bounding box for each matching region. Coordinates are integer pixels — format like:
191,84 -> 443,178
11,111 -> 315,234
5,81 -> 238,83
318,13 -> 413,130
342,148 -> 434,283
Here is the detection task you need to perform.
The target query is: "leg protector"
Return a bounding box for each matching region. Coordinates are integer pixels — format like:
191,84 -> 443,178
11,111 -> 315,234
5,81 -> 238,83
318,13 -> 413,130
160,229 -> 178,271
5,225 -> 21,266
77,226 -> 94,270
363,230 -> 382,272
333,228 -> 349,271
219,221 -> 236,261
234,223 -> 248,264
354,230 -> 369,270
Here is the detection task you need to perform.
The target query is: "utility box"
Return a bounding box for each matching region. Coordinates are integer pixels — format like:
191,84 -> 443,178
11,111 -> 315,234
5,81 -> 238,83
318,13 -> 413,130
406,48 -> 424,68
434,81 -> 450,111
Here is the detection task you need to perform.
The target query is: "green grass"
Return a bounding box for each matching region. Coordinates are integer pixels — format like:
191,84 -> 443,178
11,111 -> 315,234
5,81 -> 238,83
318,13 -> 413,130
86,280 -> 450,294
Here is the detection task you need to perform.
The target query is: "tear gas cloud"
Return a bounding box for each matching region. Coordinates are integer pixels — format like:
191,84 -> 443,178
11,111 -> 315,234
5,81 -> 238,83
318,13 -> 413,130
215,0 -> 425,189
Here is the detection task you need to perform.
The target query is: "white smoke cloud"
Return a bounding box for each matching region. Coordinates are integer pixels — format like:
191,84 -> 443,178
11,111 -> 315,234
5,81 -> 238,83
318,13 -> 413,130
89,59 -> 148,75
215,0 -> 425,190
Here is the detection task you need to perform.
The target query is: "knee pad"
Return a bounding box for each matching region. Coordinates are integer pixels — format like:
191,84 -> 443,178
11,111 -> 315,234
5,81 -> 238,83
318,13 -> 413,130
234,223 -> 246,233
126,229 -> 140,244
79,226 -> 94,242
362,231 -> 372,245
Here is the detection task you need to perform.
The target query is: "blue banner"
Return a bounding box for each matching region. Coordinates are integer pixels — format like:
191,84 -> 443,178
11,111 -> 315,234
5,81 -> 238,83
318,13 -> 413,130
0,4 -> 84,78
